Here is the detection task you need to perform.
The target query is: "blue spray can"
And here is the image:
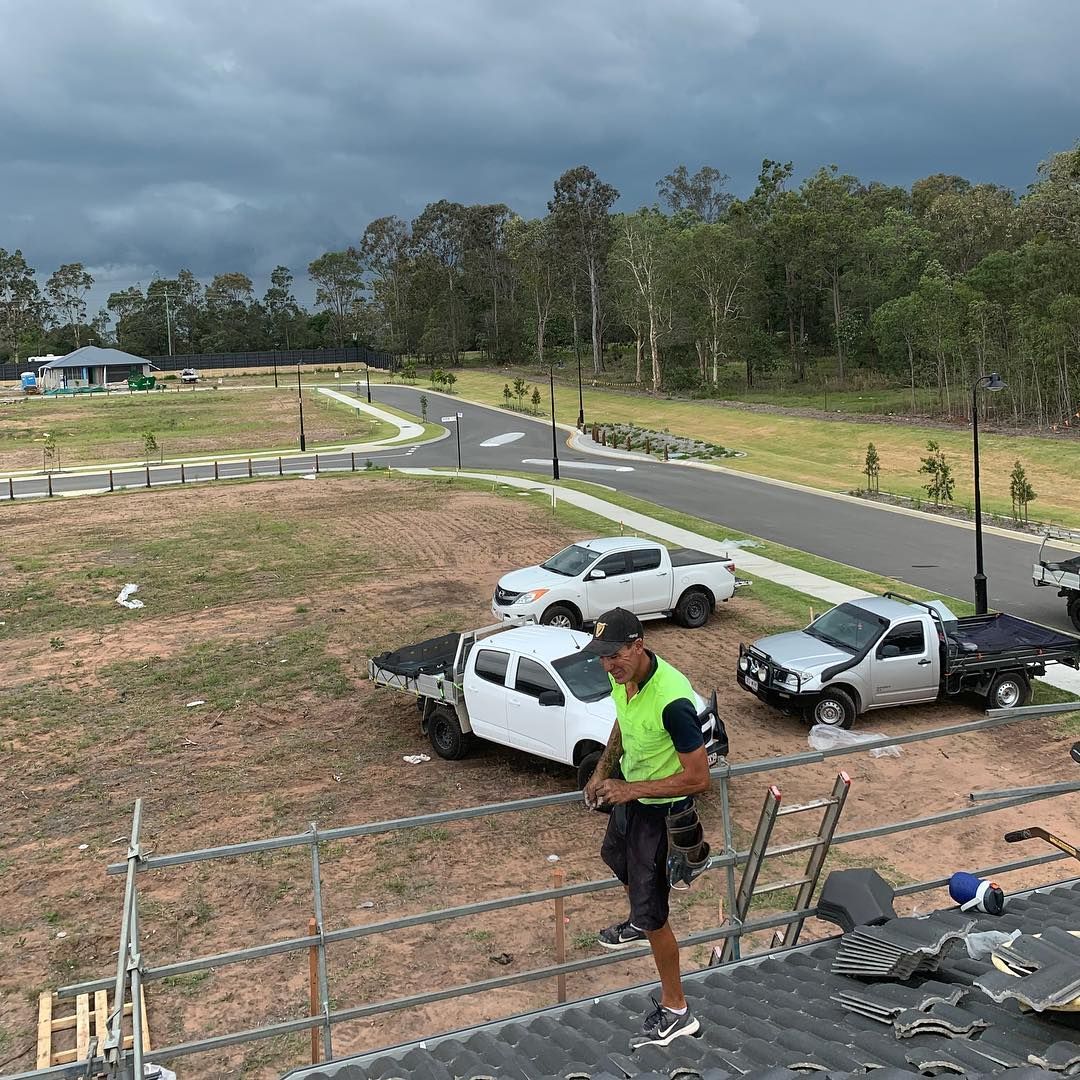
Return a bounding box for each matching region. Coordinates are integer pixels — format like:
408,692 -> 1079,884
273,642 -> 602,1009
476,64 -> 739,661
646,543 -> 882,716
949,872 -> 1005,915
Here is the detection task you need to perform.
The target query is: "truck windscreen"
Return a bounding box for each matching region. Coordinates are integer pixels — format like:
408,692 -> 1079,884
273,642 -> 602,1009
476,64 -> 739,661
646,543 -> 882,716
806,604 -> 887,653
552,650 -> 613,702
542,545 -> 598,577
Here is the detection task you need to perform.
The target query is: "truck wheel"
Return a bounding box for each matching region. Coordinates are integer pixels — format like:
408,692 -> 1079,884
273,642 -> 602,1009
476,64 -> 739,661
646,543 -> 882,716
987,673 -> 1030,710
675,588 -> 711,629
1068,596 -> 1080,632
540,603 -> 580,630
428,706 -> 472,760
809,688 -> 856,729
576,750 -> 602,790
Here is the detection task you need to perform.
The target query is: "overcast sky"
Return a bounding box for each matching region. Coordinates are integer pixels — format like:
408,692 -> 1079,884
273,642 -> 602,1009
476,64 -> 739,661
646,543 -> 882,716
3,0 -> 1078,311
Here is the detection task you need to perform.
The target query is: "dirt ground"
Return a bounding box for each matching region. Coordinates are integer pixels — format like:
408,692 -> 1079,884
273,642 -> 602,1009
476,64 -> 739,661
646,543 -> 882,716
1,477 -> 1078,1078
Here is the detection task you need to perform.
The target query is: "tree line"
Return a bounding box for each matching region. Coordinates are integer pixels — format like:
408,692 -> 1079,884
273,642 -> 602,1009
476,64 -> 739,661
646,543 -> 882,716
2,142 -> 1078,425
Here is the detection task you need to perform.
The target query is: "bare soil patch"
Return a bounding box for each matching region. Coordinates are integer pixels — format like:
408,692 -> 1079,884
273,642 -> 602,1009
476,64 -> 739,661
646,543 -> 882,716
1,477 -> 1077,1078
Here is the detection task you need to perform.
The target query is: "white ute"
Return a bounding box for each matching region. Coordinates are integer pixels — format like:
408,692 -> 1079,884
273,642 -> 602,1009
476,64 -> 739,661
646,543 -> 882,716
492,536 -> 741,631
369,621 -> 726,787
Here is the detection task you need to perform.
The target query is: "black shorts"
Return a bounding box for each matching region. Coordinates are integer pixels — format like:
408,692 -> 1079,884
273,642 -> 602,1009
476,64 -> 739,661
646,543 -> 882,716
600,798 -> 692,932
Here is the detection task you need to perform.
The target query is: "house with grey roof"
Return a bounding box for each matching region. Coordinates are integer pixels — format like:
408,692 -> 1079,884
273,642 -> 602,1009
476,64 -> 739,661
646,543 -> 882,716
36,346 -> 157,391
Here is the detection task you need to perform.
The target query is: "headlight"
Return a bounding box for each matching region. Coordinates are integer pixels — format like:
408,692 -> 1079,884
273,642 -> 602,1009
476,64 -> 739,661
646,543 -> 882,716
755,664 -> 768,681
515,588 -> 549,605
738,655 -> 749,672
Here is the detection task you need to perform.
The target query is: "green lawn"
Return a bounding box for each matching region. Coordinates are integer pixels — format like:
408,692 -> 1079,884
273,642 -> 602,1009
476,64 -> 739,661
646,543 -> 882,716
394,368 -> 1080,530
0,387 -> 400,471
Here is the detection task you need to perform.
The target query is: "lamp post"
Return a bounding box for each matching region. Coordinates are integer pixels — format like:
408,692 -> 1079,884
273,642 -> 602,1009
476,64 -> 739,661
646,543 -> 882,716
272,349 -> 279,389
366,365 -> 372,404
296,363 -> 307,452
441,412 -> 463,470
549,367 -> 560,481
575,336 -> 585,429
972,371 -> 1007,614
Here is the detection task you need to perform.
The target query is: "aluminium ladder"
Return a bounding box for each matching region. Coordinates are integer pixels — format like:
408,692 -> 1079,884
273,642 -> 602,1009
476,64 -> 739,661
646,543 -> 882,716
713,771 -> 851,965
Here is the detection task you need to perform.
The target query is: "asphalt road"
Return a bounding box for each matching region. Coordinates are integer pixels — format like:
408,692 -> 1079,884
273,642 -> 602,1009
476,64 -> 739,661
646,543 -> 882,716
7,383 -> 1078,633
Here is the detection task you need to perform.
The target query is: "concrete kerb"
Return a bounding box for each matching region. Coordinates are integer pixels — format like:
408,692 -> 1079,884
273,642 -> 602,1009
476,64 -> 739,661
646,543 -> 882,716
400,466 -> 1080,699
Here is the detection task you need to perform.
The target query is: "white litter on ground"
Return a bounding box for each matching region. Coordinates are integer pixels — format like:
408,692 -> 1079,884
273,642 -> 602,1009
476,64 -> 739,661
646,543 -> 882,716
403,753 -> 431,765
78,843 -> 89,851
808,724 -> 903,757
546,854 -> 560,863
186,699 -> 206,708
115,583 -> 144,609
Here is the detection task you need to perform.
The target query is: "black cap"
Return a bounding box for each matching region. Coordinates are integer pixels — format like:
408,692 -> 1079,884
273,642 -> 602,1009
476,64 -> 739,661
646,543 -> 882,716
583,608 -> 644,656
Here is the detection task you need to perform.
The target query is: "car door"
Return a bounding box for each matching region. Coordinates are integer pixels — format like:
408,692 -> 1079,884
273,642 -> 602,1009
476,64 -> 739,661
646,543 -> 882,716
627,546 -> 670,615
506,656 -> 567,761
868,621 -> 938,706
462,648 -> 510,741
582,552 -> 632,620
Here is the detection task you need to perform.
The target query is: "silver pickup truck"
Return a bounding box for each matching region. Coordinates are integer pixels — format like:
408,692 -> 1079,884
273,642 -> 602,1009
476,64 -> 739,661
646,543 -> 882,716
737,592 -> 1080,728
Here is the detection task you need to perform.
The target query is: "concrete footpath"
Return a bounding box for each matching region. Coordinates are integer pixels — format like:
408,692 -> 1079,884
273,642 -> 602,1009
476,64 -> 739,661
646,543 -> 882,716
403,467 -> 1080,698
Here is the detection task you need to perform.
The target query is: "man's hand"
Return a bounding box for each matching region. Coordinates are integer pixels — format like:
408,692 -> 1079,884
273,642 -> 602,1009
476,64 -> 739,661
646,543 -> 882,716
594,778 -> 635,805
583,772 -> 606,810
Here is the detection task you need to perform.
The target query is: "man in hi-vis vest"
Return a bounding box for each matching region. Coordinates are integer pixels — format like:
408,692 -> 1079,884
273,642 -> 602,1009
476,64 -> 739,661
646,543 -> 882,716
581,608 -> 711,1049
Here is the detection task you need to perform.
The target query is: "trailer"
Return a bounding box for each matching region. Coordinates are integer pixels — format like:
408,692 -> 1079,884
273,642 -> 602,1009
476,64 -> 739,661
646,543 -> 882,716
1033,535 -> 1080,631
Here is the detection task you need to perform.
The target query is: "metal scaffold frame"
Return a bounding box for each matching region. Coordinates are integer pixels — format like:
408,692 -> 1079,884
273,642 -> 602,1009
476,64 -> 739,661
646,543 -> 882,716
9,700 -> 1080,1079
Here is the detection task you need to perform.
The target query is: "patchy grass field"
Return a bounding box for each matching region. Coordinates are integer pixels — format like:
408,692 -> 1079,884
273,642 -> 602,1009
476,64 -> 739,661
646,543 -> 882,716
421,368 -> 1080,529
0,387 -> 396,472
2,475 -> 1078,1078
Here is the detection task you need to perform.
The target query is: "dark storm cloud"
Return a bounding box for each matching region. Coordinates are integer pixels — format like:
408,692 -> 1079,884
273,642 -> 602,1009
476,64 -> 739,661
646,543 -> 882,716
2,0 -> 1077,304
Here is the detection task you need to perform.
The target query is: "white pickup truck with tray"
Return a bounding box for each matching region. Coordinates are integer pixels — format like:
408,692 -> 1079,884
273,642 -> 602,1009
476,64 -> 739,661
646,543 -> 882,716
369,620 -> 727,787
1033,535 -> 1080,631
492,536 -> 744,631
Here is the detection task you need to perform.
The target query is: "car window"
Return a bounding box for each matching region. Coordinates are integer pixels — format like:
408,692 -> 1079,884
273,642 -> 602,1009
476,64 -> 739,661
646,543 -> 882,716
552,650 -> 612,702
594,553 -> 628,576
629,548 -> 662,572
514,658 -> 560,699
474,650 -> 509,685
541,545 -> 596,577
877,621 -> 925,658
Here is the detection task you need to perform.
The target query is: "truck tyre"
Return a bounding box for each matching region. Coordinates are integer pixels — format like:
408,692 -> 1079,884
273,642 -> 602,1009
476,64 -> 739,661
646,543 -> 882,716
675,588 -> 711,629
1068,595 -> 1080,632
987,672 -> 1030,710
540,603 -> 580,630
576,750 -> 602,790
808,688 -> 857,729
428,706 -> 472,760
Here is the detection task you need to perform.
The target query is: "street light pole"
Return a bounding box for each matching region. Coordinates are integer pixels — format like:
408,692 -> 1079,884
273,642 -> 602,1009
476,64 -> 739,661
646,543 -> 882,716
549,367 -> 560,481
296,363 -> 307,452
575,337 -> 585,430
366,365 -> 372,404
163,288 -> 173,357
455,413 -> 462,471
972,371 -> 1007,615
272,352 -> 279,389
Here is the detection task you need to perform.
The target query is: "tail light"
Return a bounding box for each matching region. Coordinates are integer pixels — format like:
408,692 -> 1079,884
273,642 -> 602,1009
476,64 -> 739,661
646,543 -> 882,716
725,561 -> 736,574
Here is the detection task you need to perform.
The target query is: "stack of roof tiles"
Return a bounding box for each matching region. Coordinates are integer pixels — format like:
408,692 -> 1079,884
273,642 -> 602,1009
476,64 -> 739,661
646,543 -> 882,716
830,912 -> 977,978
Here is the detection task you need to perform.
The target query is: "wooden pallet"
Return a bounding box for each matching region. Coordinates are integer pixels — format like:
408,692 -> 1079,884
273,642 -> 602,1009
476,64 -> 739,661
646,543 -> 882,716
36,988 -> 150,1070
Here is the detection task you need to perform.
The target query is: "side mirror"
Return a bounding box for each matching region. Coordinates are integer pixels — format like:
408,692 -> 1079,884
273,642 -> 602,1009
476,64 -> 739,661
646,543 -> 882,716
588,569 -> 606,581
538,690 -> 565,707
879,644 -> 901,659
